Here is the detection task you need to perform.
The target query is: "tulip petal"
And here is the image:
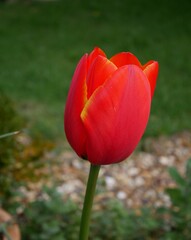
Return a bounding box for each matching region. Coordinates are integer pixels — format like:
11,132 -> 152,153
81,65 -> 151,165
87,56 -> 117,98
64,54 -> 88,158
143,61 -> 159,98
110,52 -> 142,68
87,47 -> 106,69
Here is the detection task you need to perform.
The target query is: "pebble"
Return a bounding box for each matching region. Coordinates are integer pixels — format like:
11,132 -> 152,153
72,159 -> 83,169
144,190 -> 156,199
134,176 -> 145,187
159,156 -> 175,166
117,191 -> 127,200
139,153 -> 155,169
127,167 -> 140,177
56,180 -> 83,194
105,176 -> 116,189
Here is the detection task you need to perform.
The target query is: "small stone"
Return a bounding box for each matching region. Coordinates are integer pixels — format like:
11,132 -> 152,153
60,150 -> 75,160
154,201 -> 163,207
116,191 -> 127,200
105,176 -> 116,189
127,167 -> 140,177
162,194 -> 171,207
151,169 -> 160,177
144,190 -> 156,199
139,153 -> 155,169
127,178 -> 135,188
16,133 -> 32,146
72,159 -> 83,169
134,176 -> 145,187
159,156 -> 175,166
56,180 -> 83,194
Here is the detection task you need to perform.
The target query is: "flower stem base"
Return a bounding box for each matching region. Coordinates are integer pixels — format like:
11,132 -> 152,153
79,163 -> 100,240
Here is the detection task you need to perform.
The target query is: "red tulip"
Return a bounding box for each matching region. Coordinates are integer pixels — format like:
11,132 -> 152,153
64,47 -> 158,165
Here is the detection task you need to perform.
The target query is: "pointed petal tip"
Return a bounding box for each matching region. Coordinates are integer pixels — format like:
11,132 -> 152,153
143,61 -> 159,98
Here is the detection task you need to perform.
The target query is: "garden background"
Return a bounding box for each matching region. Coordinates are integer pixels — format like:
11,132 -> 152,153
0,0 -> 191,239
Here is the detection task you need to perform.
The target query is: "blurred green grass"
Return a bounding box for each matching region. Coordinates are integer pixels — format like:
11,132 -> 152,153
0,0 -> 190,139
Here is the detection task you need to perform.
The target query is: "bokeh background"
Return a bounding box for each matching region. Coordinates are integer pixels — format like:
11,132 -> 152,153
0,0 -> 191,239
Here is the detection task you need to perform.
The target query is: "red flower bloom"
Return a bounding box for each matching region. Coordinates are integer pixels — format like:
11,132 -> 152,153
64,47 -> 158,165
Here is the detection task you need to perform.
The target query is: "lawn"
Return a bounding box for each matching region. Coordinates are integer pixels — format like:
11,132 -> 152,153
0,0 -> 190,139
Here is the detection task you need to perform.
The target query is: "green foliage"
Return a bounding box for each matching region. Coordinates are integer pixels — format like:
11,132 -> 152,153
0,93 -> 53,209
91,202 -> 161,240
160,158 -> 191,239
0,92 -> 24,203
168,167 -> 186,187
0,92 -> 23,166
19,187 -> 80,240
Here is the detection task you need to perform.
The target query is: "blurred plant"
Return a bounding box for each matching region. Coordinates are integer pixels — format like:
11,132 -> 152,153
0,92 -> 24,204
158,158 -> 191,239
13,134 -> 54,183
19,187 -> 80,240
0,92 -> 23,167
91,201 -> 162,240
0,92 -> 54,209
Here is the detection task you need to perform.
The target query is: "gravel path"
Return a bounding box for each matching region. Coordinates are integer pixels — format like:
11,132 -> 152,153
19,131 -> 191,209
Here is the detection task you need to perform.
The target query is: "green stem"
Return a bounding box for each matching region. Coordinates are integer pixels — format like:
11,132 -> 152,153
79,163 -> 101,240
0,131 -> 20,140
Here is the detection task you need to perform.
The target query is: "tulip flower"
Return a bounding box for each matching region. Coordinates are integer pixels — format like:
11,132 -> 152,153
64,47 -> 158,165
64,47 -> 158,240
